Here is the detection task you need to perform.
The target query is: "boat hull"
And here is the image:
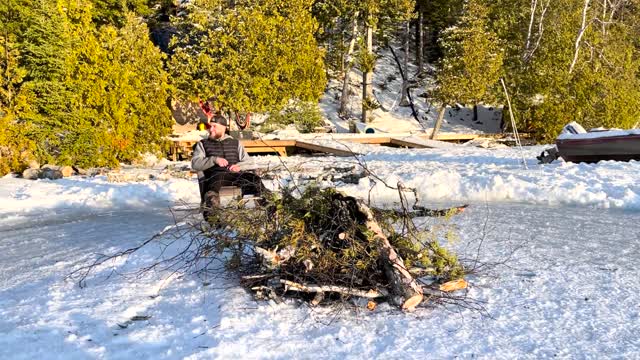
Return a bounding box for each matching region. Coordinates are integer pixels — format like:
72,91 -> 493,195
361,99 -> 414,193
556,134 -> 640,163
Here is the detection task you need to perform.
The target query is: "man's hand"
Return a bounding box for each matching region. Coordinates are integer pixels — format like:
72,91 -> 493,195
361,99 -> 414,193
228,164 -> 240,172
215,157 -> 228,167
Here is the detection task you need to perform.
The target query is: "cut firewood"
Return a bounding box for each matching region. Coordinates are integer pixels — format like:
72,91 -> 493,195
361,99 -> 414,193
311,292 -> 325,306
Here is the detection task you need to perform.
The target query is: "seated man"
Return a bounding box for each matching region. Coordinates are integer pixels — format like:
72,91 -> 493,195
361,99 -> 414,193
191,114 -> 268,216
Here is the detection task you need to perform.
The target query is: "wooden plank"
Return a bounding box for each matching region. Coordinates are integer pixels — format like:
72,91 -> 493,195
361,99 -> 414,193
241,140 -> 297,157
295,140 -> 359,157
430,133 -> 480,141
332,137 -> 392,145
241,140 -> 297,147
390,136 -> 458,149
245,146 -> 288,157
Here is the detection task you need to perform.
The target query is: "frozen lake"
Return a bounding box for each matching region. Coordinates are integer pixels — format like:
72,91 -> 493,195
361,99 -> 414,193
1,202 -> 638,359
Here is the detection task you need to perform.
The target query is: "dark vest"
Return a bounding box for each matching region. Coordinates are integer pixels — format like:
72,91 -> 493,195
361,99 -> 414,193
201,137 -> 240,176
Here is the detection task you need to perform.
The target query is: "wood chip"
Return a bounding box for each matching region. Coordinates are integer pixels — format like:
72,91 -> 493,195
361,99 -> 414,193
439,279 -> 468,292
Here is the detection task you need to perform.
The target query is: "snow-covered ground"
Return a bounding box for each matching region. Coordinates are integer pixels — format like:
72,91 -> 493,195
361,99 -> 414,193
2,145 -> 640,359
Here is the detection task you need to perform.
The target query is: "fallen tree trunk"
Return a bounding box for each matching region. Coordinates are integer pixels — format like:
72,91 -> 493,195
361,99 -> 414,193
355,200 -> 424,310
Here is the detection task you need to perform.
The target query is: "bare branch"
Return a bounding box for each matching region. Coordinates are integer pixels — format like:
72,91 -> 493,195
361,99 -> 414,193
524,0 -> 539,53
569,0 -> 592,74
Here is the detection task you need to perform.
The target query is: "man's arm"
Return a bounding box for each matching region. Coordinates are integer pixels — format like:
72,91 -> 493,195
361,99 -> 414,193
191,141 -> 218,171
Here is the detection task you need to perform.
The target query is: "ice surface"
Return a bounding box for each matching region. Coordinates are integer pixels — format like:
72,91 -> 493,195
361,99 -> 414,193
1,146 -> 639,358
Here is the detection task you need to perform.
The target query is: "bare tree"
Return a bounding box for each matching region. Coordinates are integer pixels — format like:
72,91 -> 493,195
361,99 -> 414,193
569,0 -> 592,74
339,13 -> 360,117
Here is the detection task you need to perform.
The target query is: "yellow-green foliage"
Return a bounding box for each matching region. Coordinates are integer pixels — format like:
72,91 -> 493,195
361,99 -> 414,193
0,0 -> 172,170
0,115 -> 35,175
169,0 -> 326,115
436,0 -> 504,105
434,0 -> 640,140
265,100 -> 324,133
61,12 -> 173,167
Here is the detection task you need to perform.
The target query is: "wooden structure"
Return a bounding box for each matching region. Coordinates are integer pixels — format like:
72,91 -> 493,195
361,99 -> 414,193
168,132 -> 520,160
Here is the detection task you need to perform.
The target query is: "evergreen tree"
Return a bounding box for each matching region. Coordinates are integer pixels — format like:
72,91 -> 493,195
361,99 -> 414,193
494,0 -> 640,139
89,0 -> 152,27
62,11 -> 172,166
433,0 -> 640,140
436,0 -> 503,105
169,0 -> 326,116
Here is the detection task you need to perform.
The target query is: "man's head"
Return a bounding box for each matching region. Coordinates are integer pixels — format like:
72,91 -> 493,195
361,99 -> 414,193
207,114 -> 228,139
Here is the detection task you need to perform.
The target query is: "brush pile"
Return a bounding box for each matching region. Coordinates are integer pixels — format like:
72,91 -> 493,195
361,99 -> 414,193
205,186 -> 467,311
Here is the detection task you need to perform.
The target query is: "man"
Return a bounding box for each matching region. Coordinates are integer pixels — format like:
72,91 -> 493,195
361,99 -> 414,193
191,114 -> 268,215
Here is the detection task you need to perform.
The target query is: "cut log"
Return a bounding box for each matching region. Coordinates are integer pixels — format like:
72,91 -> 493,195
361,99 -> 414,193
439,278 -> 468,292
355,200 -> 424,310
279,279 -> 385,299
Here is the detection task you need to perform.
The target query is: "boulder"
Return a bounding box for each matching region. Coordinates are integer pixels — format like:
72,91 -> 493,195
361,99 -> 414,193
41,164 -> 74,178
22,168 -> 41,180
40,167 -> 63,180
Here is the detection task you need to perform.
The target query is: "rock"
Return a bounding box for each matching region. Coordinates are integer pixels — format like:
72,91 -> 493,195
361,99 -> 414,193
40,168 -> 63,180
27,160 -> 40,170
87,167 -> 110,177
73,166 -> 88,176
22,168 -> 41,180
40,164 -> 74,178
106,171 -> 150,183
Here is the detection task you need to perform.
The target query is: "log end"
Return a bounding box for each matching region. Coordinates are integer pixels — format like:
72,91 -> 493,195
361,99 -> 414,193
401,294 -> 424,311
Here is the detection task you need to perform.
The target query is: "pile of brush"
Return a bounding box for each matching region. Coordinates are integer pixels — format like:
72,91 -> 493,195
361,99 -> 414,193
204,186 -> 468,311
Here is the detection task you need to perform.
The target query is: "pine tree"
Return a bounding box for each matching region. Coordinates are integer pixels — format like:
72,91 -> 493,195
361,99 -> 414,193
89,0 -> 152,27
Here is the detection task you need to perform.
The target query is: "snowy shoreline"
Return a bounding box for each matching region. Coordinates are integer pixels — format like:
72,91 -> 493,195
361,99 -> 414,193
2,145 -> 640,216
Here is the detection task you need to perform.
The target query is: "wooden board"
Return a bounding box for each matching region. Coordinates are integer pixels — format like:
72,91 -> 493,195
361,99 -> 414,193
389,136 -> 458,149
241,140 -> 296,157
295,140 -> 360,157
167,132 -> 519,160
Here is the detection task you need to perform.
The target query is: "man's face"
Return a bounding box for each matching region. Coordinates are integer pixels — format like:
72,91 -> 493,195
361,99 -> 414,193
208,122 -> 226,139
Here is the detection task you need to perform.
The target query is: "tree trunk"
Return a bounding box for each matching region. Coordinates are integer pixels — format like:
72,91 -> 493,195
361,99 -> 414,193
362,23 -> 373,123
339,14 -> 359,116
356,201 -> 424,310
430,105 -> 447,139
417,10 -> 424,72
400,21 -> 411,107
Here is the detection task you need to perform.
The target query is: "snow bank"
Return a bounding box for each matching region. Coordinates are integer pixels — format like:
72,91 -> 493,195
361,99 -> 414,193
2,145 -> 640,216
0,175 -> 199,216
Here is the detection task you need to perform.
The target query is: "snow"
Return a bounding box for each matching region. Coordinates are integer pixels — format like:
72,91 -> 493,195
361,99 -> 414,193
558,128 -> 640,140
2,145 -> 640,358
317,47 -> 503,135
556,121 -> 640,140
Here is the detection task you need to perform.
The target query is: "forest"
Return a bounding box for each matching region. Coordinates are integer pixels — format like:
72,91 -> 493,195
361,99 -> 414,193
1,0 -> 640,174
